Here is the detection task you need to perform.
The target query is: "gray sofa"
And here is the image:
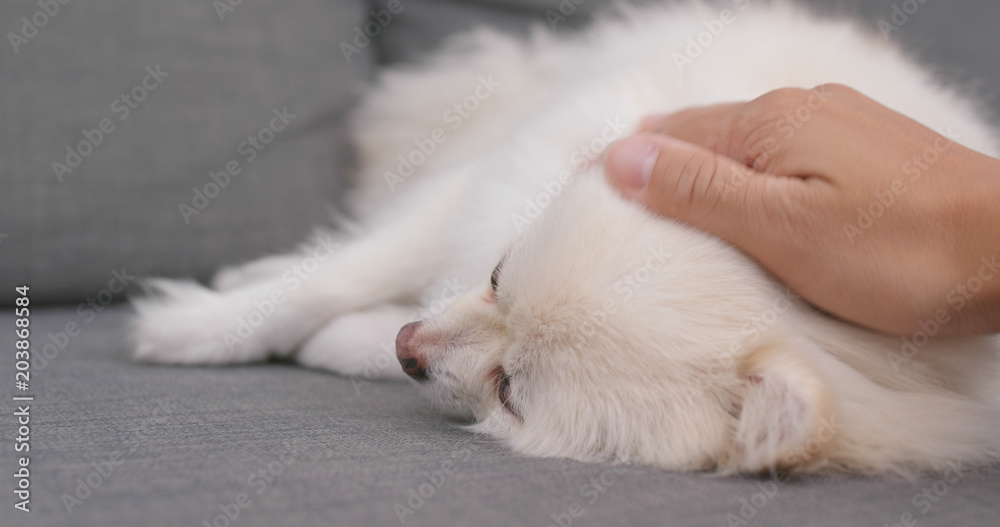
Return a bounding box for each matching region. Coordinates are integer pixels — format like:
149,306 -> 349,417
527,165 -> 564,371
2,1 -> 999,526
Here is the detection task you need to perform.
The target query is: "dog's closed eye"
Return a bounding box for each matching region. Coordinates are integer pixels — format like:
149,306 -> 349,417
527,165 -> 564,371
490,260 -> 503,293
494,367 -> 520,420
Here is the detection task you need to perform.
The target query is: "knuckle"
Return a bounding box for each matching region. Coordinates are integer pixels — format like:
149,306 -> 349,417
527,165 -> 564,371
740,85 -> 839,173
749,87 -> 812,113
812,83 -> 855,97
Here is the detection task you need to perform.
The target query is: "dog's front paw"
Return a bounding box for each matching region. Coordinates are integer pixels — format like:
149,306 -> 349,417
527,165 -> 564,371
131,279 -> 269,364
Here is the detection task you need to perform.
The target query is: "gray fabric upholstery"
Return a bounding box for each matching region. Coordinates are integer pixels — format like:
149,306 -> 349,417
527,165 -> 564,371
2,307 -> 999,527
0,0 -> 370,304
3,1 -> 1000,526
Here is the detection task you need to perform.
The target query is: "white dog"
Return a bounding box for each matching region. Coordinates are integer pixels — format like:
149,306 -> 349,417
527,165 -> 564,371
133,1 -> 1000,475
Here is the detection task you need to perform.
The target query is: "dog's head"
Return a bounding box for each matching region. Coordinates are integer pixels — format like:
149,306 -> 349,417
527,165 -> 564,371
397,173 -> 833,472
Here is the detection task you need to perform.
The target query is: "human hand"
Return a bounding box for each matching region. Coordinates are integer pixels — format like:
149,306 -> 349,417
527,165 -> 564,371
604,84 -> 1000,337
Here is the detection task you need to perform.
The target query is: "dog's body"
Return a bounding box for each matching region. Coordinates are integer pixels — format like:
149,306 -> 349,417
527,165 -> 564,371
134,2 -> 1000,474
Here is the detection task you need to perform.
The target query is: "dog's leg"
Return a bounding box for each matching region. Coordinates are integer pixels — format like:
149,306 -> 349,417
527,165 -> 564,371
212,228 -> 354,291
296,303 -> 415,379
132,173 -> 464,365
211,253 -> 321,291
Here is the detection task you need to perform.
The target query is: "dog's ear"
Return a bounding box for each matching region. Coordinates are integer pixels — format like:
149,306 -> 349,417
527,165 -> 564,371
726,340 -> 832,473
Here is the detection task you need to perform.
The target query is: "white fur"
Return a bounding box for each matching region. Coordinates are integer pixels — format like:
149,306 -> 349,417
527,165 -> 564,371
132,2 -> 1000,474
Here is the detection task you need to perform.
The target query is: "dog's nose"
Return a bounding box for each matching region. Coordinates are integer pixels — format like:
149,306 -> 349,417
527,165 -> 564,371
395,321 -> 428,381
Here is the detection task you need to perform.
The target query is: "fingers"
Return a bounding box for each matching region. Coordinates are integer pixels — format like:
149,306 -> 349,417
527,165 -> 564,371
637,102 -> 746,158
639,85 -> 851,175
605,133 -> 799,246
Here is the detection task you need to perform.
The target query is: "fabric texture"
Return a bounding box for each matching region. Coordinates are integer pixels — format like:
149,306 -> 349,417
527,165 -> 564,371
2,307 -> 999,527
0,0 -> 370,304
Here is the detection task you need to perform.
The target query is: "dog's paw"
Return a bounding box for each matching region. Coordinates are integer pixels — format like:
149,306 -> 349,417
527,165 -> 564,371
131,279 -> 269,364
296,305 -> 413,379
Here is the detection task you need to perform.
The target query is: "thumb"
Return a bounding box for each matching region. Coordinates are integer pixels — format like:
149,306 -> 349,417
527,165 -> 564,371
605,134 -> 790,244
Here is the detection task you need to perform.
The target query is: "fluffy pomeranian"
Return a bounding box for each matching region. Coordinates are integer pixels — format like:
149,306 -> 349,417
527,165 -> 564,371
133,1 -> 1000,475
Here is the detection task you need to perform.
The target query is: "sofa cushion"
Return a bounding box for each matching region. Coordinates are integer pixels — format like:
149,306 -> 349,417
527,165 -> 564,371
0,0 -> 371,304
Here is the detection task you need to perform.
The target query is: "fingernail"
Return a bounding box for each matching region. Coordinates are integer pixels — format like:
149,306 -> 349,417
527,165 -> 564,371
606,138 -> 658,196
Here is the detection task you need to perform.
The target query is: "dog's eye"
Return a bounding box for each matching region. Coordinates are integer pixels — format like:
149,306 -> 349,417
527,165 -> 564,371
490,260 -> 503,293
497,372 -> 516,415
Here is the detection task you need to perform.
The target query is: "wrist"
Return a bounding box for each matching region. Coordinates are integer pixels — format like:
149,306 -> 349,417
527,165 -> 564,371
939,151 -> 1000,335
